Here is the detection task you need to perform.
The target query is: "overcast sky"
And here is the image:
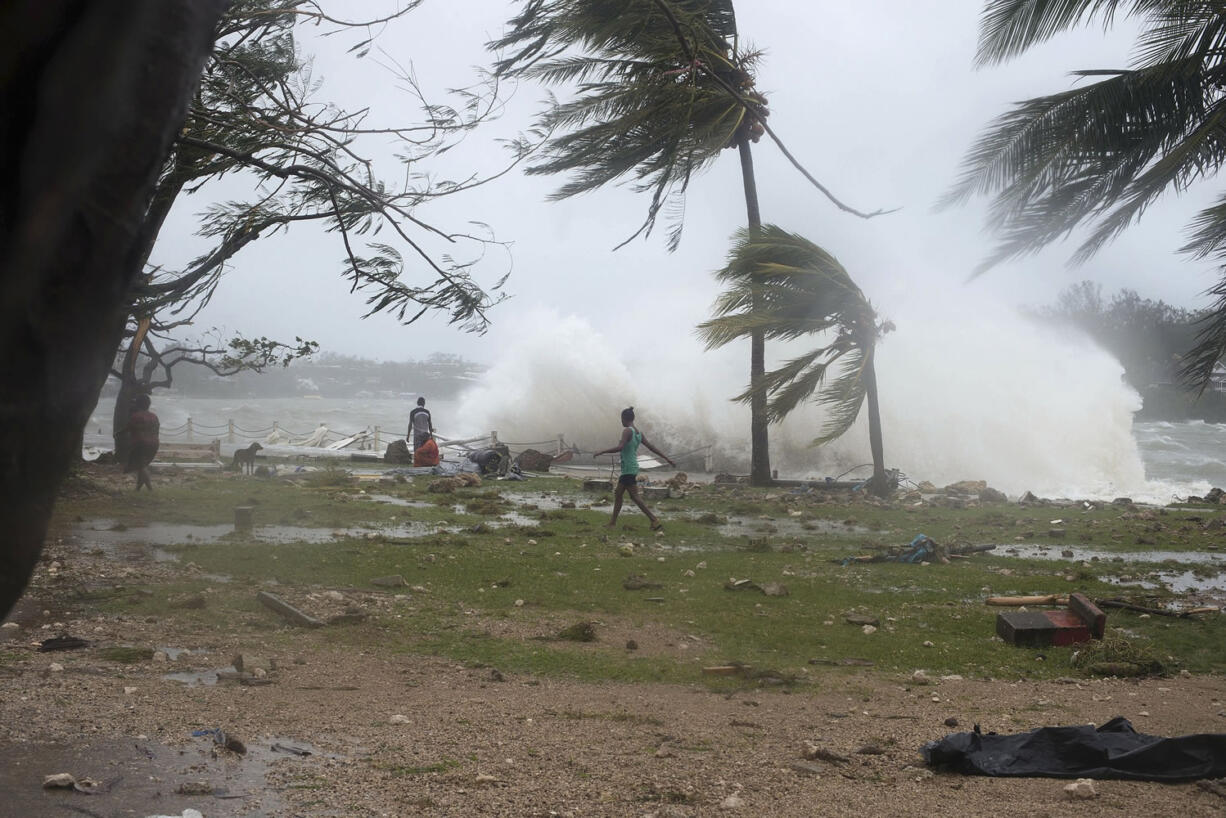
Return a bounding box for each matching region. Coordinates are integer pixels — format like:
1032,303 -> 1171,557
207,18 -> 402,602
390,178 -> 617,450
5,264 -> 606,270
151,1 -> 1222,365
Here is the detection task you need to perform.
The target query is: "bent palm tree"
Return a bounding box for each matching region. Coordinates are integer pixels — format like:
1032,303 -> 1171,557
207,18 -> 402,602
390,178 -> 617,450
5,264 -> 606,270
946,0 -> 1226,389
697,225 -> 893,495
492,0 -> 777,484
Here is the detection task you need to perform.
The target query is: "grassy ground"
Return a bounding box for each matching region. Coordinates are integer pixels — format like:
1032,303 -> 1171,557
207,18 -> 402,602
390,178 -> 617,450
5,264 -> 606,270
48,465 -> 1226,687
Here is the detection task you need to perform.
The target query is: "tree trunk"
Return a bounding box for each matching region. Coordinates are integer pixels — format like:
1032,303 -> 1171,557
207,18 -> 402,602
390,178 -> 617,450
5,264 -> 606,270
112,317 -> 152,463
0,1 -> 226,620
863,354 -> 890,497
738,137 -> 772,487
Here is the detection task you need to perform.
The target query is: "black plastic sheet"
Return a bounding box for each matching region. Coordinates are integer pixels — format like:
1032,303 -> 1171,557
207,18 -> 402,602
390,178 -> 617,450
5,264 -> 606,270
922,717 -> 1226,781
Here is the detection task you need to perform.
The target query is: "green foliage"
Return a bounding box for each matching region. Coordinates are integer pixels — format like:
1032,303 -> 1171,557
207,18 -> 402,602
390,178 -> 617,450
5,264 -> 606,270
51,470 -> 1226,689
1032,281 -> 1203,390
698,225 -> 886,445
118,0 -> 514,405
491,0 -> 766,250
949,0 -> 1226,389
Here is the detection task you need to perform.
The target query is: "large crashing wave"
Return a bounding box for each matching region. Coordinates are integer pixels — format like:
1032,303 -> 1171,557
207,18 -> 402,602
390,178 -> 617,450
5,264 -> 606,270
458,303 -> 1158,499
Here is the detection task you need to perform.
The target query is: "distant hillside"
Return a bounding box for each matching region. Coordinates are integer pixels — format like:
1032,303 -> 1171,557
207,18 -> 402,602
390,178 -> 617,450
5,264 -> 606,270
102,353 -> 486,399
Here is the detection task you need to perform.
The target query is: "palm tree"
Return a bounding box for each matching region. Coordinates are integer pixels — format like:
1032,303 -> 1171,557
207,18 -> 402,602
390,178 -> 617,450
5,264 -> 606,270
946,0 -> 1226,389
491,0 -> 776,484
697,225 -> 893,495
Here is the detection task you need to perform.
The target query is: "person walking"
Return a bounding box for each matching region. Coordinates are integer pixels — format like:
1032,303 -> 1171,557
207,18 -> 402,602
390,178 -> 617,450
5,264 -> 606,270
123,393 -> 160,491
594,406 -> 674,530
408,397 -> 433,452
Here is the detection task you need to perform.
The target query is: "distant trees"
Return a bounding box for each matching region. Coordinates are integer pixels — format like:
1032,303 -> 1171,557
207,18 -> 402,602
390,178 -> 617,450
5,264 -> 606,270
698,226 -> 893,495
946,0 -> 1226,391
1033,281 -> 1202,390
111,0 -> 522,451
161,351 -> 486,399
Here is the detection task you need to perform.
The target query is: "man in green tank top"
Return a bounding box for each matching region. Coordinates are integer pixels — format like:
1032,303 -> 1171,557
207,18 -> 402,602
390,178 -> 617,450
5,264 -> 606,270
593,407 -> 675,530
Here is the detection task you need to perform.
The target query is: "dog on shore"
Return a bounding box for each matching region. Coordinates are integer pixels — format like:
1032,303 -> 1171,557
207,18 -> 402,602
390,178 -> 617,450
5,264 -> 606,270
233,442 -> 263,474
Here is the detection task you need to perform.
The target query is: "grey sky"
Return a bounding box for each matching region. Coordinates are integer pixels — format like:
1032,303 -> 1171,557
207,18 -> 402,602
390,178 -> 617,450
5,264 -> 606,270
150,1 -> 1220,365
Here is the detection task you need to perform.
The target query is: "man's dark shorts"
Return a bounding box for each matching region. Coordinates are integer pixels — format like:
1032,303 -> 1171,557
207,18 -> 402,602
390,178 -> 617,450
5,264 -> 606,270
618,473 -> 638,488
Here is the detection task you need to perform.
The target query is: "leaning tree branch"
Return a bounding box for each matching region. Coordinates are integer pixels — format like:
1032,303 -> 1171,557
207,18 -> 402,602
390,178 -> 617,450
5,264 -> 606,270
648,0 -> 897,219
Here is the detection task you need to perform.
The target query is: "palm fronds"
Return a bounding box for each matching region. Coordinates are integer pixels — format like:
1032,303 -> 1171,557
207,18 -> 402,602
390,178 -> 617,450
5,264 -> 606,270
490,0 -> 761,248
697,225 -> 881,444
953,0 -> 1226,389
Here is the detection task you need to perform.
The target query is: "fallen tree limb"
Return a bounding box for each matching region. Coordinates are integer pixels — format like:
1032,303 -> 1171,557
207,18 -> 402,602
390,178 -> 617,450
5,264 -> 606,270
1095,598 -> 1218,619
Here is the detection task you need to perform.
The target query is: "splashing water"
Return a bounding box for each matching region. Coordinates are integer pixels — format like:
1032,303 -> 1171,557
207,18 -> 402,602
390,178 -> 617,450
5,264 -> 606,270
458,303 -> 1174,500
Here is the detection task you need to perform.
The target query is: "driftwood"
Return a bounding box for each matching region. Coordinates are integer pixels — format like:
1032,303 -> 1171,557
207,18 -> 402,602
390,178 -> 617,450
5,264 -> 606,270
1096,598 -> 1219,619
257,591 -> 323,628
986,595 -> 1068,607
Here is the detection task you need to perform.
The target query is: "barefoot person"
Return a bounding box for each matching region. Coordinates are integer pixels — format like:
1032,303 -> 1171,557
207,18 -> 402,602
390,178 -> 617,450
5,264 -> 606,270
594,407 -> 675,530
123,393 -> 160,491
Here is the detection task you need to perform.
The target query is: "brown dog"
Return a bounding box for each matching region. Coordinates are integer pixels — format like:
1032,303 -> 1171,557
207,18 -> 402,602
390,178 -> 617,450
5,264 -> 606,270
232,442 -> 263,474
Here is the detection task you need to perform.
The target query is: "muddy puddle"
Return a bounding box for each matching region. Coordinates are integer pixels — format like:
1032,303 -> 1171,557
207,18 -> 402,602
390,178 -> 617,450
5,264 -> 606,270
990,544 -> 1226,598
717,514 -> 876,540
74,518 -> 444,550
0,733 -> 326,817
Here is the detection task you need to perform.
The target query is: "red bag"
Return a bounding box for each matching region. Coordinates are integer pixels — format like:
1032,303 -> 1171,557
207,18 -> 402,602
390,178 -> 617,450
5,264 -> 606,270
413,437 -> 439,467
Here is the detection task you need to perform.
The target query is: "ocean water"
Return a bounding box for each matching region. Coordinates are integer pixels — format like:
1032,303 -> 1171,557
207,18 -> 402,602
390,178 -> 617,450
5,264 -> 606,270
85,305 -> 1226,504
86,395 -> 1226,504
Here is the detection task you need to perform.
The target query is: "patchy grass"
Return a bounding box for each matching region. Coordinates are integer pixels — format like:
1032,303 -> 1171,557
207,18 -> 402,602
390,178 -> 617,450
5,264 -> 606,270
46,468 -> 1226,686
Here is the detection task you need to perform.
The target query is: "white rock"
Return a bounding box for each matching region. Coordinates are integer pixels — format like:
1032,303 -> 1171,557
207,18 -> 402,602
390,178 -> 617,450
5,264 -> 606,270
0,622 -> 17,630
49,663 -> 64,673
152,651 -> 168,663
922,640 -> 934,648
940,675 -> 964,682
720,794 -> 744,810
911,670 -> 931,684
43,773 -> 75,788
861,625 -> 877,635
1063,779 -> 1097,799
388,714 -> 410,724
124,686 -> 138,695
475,773 -> 498,784
514,599 -> 525,607
696,561 -> 707,569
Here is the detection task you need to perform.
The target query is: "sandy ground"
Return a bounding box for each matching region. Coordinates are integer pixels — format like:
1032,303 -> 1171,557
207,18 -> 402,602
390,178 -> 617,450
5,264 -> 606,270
2,515 -> 1225,817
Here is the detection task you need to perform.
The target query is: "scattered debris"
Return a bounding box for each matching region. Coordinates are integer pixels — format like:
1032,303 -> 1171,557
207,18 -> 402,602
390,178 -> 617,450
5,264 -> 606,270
843,613 -> 879,627
995,593 -> 1105,647
256,591 -> 323,628
191,727 -> 246,754
38,635 -> 88,652
923,717 -> 1226,780
557,621 -> 597,642
176,780 -> 213,796
270,742 -> 312,756
1063,778 -> 1098,799
802,741 -> 850,764
986,594 -> 1067,607
1071,637 -> 1166,677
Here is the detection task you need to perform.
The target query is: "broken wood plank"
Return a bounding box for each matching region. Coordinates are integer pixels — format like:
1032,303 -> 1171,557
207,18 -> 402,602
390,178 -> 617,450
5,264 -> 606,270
985,594 -> 1067,607
256,591 -> 323,628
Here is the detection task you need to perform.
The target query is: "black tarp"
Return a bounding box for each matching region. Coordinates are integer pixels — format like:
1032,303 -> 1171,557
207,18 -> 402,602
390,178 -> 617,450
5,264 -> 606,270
921,717 -> 1226,781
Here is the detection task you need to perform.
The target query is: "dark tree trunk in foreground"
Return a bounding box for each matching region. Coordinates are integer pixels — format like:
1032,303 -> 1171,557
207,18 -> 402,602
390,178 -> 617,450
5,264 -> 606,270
863,356 -> 890,497
738,137 -> 772,487
0,1 -> 226,620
